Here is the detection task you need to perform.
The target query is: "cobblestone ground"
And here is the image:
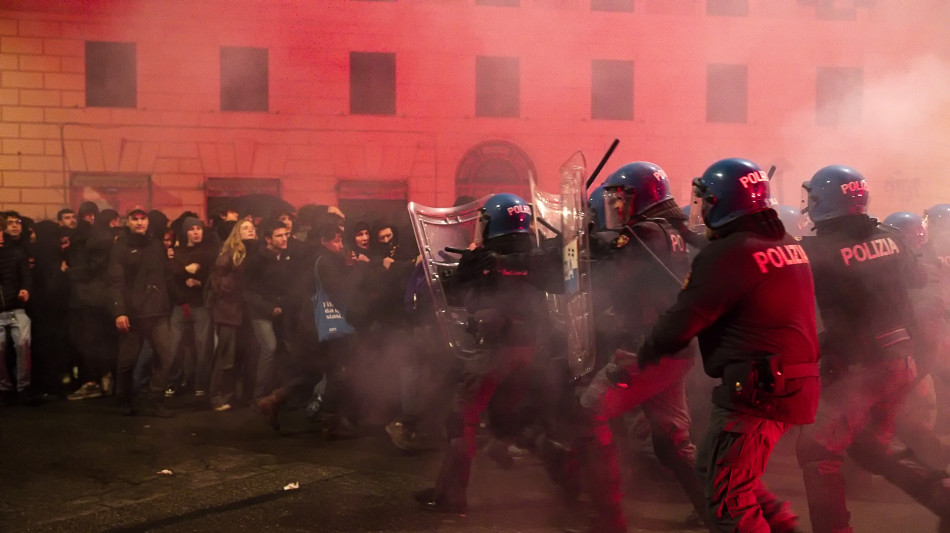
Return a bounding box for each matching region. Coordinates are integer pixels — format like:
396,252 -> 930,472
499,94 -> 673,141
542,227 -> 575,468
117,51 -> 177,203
0,397 -> 943,533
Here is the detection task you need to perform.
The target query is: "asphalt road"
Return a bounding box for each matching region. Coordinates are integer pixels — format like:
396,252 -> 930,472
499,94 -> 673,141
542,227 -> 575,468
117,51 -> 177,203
0,395 -> 942,533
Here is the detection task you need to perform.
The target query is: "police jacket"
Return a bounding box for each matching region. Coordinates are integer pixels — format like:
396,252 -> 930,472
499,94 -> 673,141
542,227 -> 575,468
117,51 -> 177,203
802,214 -> 924,366
595,218 -> 692,344
106,229 -> 173,320
450,234 -> 561,346
642,210 -> 820,424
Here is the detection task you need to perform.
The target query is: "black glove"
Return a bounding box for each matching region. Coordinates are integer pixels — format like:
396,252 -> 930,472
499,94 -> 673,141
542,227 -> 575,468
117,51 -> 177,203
456,247 -> 499,282
636,337 -> 662,370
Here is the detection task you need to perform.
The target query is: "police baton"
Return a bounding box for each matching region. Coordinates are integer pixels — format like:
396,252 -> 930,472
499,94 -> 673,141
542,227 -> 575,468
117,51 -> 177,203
585,138 -> 620,191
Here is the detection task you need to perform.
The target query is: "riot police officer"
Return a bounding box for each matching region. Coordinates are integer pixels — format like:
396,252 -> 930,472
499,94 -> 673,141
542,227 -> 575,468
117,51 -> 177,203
577,161 -> 711,532
413,193 -> 561,514
884,211 -> 950,472
638,158 -> 820,532
796,166 -> 950,533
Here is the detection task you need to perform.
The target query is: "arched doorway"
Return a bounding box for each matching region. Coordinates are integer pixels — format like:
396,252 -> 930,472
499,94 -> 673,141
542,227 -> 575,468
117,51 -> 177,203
455,140 -> 536,201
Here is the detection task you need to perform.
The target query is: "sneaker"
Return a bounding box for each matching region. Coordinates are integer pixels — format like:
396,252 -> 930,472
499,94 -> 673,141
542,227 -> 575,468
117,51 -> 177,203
164,386 -> 177,398
68,382 -> 103,400
213,403 -> 232,412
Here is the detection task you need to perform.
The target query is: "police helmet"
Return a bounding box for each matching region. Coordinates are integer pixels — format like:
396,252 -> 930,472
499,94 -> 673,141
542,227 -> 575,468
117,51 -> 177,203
775,205 -> 803,239
479,193 -> 533,242
691,158 -> 774,229
884,211 -> 927,251
588,185 -> 607,230
801,165 -> 869,223
602,161 -> 673,220
923,204 -> 950,235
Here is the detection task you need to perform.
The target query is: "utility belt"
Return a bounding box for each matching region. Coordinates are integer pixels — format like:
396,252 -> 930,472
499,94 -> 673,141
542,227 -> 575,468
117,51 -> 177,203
721,355 -> 820,409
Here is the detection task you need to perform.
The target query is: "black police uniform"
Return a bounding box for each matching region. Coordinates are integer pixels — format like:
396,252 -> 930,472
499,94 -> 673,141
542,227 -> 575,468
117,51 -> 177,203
579,215 -> 710,532
641,210 -> 820,532
415,233 -> 561,513
796,214 -> 950,533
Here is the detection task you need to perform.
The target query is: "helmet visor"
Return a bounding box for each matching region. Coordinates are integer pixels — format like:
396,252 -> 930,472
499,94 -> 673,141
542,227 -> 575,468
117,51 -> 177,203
799,183 -> 814,235
603,187 -> 631,230
688,178 -> 707,232
474,209 -> 488,246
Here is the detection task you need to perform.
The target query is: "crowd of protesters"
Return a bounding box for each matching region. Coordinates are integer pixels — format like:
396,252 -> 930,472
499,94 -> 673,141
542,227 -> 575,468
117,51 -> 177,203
0,200 -> 449,440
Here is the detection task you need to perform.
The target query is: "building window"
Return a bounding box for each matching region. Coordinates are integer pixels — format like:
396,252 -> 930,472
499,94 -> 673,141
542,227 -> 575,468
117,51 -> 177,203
350,52 -> 397,115
591,0 -> 634,11
706,63 -> 747,123
591,60 -> 633,120
85,41 -> 136,108
476,0 -> 519,6
816,67 -> 862,126
476,56 -> 520,118
707,0 -> 748,16
220,47 -> 269,112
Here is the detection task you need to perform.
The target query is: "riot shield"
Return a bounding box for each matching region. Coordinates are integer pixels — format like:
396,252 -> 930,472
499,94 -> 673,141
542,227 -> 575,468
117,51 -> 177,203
530,152 -> 596,379
407,195 -> 492,360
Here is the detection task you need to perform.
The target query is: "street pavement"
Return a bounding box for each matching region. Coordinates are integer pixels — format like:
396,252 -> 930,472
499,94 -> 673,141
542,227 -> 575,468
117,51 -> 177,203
0,396 -> 942,533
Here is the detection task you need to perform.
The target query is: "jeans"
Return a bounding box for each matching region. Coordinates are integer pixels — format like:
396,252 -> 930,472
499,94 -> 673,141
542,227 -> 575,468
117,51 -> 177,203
0,309 -> 31,392
169,305 -> 213,392
250,318 -> 278,399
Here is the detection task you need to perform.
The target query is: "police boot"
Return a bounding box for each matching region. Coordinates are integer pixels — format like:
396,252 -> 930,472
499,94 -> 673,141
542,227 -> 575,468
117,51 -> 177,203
583,440 -> 627,533
416,436 -> 469,514
801,461 -> 852,533
653,437 -> 713,532
537,435 -> 581,502
848,436 -> 950,519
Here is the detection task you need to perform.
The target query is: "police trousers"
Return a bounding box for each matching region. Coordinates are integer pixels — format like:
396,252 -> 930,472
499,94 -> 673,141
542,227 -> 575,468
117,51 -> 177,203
579,354 -> 706,530
797,355 -> 918,533
433,342 -> 535,505
698,405 -> 794,533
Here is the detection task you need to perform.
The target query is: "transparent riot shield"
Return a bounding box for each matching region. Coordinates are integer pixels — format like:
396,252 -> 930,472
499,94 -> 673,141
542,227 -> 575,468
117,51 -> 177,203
407,195 -> 492,360
530,152 -> 596,379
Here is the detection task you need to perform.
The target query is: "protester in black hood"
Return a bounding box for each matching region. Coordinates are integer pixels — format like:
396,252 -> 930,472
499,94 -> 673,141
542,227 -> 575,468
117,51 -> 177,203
66,214 -> 119,401
147,209 -> 170,243
78,201 -> 99,225
27,220 -> 71,397
97,209 -> 121,231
